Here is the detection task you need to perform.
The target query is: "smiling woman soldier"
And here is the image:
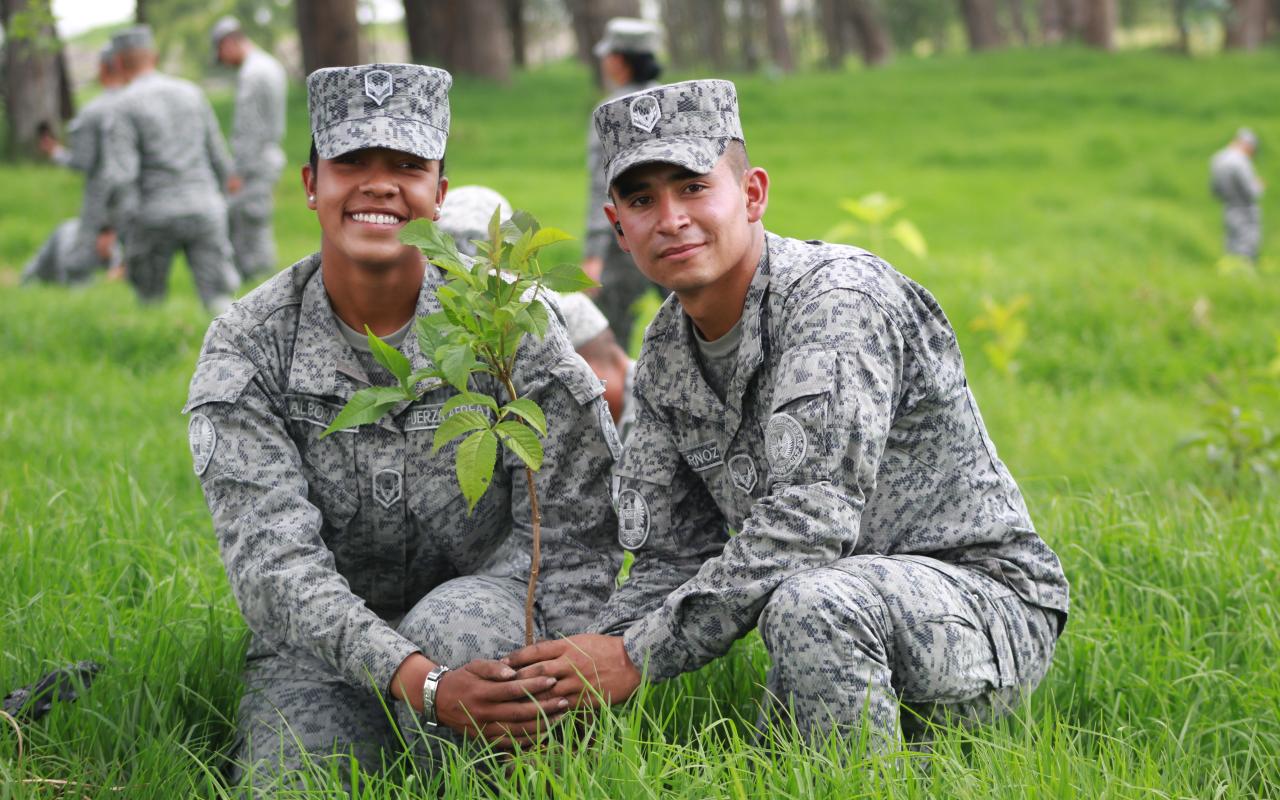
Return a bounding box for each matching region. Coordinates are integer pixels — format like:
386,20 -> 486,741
182,63 -> 620,788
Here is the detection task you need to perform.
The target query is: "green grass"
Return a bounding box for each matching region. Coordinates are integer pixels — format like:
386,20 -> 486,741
2,47 -> 1280,796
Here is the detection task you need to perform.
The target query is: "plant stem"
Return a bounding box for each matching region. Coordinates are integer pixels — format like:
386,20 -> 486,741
523,466 -> 541,647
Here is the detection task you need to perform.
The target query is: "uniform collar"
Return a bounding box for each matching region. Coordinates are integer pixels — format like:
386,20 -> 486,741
644,237 -> 774,435
287,258 -> 443,402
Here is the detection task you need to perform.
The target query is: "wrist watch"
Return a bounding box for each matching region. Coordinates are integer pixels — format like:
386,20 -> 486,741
421,664 -> 450,727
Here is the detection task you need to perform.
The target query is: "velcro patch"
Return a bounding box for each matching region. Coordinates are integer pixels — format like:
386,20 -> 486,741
189,414 -> 217,476
403,402 -> 491,432
616,489 -> 651,550
680,440 -> 724,472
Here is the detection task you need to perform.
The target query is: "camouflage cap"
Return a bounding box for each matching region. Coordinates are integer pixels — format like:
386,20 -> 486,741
437,185 -> 512,257
210,16 -> 241,50
593,17 -> 662,58
593,79 -> 743,188
98,42 -> 116,67
1237,127 -> 1258,148
110,25 -> 154,54
307,63 -> 451,161
557,292 -> 610,349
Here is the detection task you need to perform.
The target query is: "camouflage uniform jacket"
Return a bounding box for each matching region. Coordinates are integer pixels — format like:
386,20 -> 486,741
231,48 -> 287,178
185,254 -> 622,691
597,232 -> 1070,681
65,88 -> 121,235
106,71 -> 233,230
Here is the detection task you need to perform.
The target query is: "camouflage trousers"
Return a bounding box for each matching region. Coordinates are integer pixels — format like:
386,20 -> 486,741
1224,205 -> 1261,260
597,249 -> 663,347
228,171 -> 280,282
228,575 -> 539,791
126,210 -> 239,311
756,554 -> 1061,745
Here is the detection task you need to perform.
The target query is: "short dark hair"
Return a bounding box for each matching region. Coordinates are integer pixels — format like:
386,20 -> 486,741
308,138 -> 445,176
724,140 -> 750,176
619,51 -> 662,83
36,121 -> 55,138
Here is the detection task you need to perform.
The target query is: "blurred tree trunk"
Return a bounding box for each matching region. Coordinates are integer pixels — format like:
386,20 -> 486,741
507,0 -> 526,68
1081,0 -> 1116,48
404,0 -> 511,80
1,0 -> 64,158
1063,0 -> 1087,34
1007,0 -> 1030,42
761,0 -> 793,71
404,1 -> 454,68
662,0 -> 694,68
297,0 -> 360,74
1040,0 -> 1066,42
698,0 -> 728,68
848,0 -> 892,66
1171,0 -> 1190,52
1223,0 -> 1267,48
959,0 -> 1007,49
567,0 -> 640,86
820,0 -> 849,67
134,0 -> 145,24
739,0 -> 761,70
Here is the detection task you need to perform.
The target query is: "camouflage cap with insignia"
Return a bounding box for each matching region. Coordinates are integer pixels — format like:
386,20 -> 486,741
437,185 -> 513,257
593,79 -> 744,188
307,63 -> 452,161
593,17 -> 662,57
111,25 -> 154,54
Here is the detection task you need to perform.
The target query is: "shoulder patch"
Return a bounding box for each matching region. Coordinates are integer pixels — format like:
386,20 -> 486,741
765,413 -> 807,479
616,489 -> 651,550
189,414 -> 217,476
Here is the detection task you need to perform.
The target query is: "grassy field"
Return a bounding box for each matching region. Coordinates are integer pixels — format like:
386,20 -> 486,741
2,47 -> 1279,797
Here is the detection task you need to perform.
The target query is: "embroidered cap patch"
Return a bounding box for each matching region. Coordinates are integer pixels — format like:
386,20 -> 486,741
364,70 -> 394,105
629,95 -> 660,132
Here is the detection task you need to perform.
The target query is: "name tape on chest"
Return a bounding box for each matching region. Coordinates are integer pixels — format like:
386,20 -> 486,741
286,395 -> 353,433
403,403 -> 491,432
680,440 -> 725,473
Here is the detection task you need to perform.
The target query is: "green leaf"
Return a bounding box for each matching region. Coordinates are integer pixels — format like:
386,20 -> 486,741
440,343 -> 478,391
432,409 -> 491,452
408,367 -> 443,386
539,263 -> 599,293
456,429 -> 498,512
495,421 -> 544,471
508,209 -> 539,235
527,226 -> 574,253
365,326 -> 413,385
508,227 -> 536,274
400,219 -> 464,269
443,391 -> 500,416
890,219 -> 929,259
502,397 -> 547,436
524,298 -> 550,338
319,387 -> 406,438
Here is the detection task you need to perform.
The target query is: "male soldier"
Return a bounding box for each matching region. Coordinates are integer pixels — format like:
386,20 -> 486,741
439,184 -> 636,433
1211,128 -> 1265,262
106,25 -> 239,312
31,44 -> 127,284
508,80 -> 1068,748
184,64 -> 620,786
211,16 -> 288,281
583,17 -> 665,346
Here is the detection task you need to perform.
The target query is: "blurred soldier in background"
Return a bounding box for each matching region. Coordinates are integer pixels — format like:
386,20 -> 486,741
27,44 -> 127,285
212,16 -> 288,281
1211,128 -> 1265,262
106,25 -> 239,312
583,17 -> 665,346
441,184 -> 636,436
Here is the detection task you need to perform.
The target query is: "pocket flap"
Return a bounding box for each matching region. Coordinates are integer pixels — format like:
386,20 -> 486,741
183,354 -> 258,413
550,353 -> 605,405
770,351 -> 833,411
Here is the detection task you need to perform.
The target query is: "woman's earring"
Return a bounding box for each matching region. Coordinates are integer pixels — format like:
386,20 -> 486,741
308,195 -> 316,203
